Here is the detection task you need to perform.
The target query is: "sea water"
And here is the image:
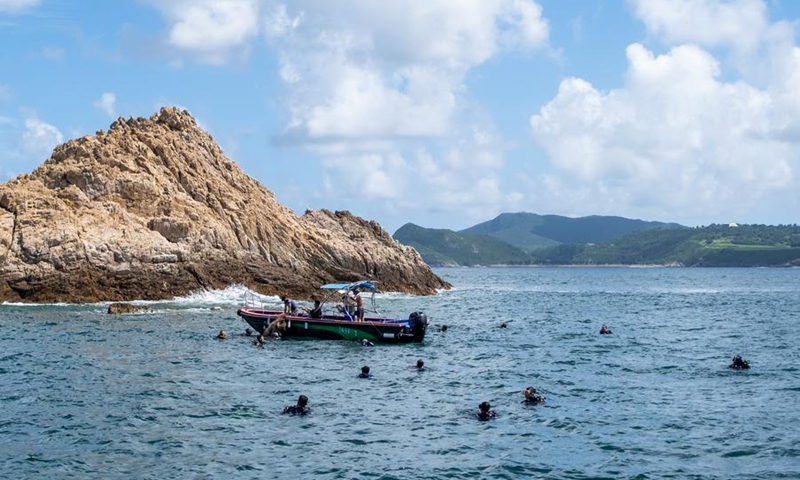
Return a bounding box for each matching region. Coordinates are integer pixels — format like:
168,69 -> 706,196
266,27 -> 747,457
1,267 -> 799,479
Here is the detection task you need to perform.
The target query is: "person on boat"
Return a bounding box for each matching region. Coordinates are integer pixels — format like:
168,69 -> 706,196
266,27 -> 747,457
282,395 -> 310,415
476,401 -> 497,420
358,365 -> 372,378
599,324 -> 612,334
338,291 -> 355,320
415,359 -> 425,370
353,289 -> 365,322
280,295 -> 298,316
217,330 -> 227,339
729,355 -> 750,370
303,299 -> 323,319
522,386 -> 545,404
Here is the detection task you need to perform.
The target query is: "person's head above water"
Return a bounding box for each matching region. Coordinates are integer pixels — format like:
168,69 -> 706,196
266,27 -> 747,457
524,386 -> 536,398
297,395 -> 308,407
361,365 -> 370,374
416,359 -> 424,369
217,330 -> 227,339
244,328 -> 253,336
479,401 -> 491,413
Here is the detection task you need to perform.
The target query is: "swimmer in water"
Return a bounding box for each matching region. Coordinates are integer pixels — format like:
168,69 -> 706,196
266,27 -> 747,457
415,359 -> 425,370
244,328 -> 253,337
522,386 -> 545,404
599,324 -> 612,334
439,324 -> 448,332
499,322 -> 508,329
360,339 -> 374,347
282,395 -> 309,415
253,335 -> 265,346
476,401 -> 497,420
729,355 -> 750,370
357,365 -> 372,378
217,330 -> 227,339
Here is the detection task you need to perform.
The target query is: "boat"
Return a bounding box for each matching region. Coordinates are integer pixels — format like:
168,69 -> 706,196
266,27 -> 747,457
236,281 -> 429,344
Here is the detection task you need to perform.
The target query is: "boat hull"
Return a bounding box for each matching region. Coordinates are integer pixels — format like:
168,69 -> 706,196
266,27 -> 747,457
236,309 -> 426,344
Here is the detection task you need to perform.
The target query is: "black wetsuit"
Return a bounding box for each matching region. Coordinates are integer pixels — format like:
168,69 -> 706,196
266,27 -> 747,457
357,373 -> 372,379
729,356 -> 750,369
477,410 -> 497,420
282,405 -> 309,415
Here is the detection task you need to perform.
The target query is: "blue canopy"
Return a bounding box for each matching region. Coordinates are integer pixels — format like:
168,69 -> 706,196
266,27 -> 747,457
320,281 -> 377,291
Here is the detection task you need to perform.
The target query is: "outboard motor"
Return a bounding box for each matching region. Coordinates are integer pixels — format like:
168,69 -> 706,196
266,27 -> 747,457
408,311 -> 428,341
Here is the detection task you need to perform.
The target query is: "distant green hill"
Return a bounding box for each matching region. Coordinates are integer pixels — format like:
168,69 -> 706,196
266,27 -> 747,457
393,223 -> 532,266
394,216 -> 800,268
462,212 -> 683,252
530,224 -> 800,266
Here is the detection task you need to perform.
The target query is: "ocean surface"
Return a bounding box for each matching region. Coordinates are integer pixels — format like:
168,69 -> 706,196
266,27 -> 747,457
1,267 -> 799,479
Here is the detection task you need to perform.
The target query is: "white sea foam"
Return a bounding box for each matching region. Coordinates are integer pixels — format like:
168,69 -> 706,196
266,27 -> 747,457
0,285 -> 280,310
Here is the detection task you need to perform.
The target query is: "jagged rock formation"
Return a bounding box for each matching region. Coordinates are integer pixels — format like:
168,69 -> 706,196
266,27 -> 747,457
0,107 -> 449,303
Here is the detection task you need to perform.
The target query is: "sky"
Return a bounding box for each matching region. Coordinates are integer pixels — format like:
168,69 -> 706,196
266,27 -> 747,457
1,0 -> 800,233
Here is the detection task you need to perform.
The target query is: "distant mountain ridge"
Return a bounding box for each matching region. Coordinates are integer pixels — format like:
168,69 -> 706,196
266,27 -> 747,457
393,223 -> 531,267
393,212 -> 684,266
393,214 -> 800,267
462,212 -> 683,252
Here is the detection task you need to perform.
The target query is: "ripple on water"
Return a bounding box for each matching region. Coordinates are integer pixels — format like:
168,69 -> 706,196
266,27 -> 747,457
1,267 -> 799,480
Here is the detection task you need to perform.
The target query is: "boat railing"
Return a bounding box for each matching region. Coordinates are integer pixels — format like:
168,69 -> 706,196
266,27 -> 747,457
243,290 -> 271,310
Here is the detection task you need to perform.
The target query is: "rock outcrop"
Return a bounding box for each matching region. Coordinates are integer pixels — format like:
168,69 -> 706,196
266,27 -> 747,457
0,107 -> 450,303
107,303 -> 150,314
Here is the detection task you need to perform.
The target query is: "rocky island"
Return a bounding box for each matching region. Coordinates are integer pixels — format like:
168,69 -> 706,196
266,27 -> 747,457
0,107 -> 450,303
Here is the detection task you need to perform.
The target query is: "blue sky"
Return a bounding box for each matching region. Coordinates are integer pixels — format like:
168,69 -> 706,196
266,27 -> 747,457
2,0 -> 800,233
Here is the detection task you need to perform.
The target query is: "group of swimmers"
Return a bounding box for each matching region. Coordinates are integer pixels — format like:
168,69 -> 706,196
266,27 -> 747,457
280,359 -> 546,420
218,319 -> 750,420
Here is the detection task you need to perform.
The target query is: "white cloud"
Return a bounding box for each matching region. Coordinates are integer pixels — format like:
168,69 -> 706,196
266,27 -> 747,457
93,92 -> 116,118
629,0 -> 768,52
156,0 -> 261,65
21,115 -> 63,159
0,0 -> 40,13
269,0 -> 549,142
530,40 -> 796,222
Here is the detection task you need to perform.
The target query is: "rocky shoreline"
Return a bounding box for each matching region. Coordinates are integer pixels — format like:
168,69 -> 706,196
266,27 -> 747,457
0,108 -> 450,303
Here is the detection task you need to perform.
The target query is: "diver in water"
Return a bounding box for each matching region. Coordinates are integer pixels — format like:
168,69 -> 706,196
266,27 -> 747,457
729,355 -> 750,370
357,366 -> 372,378
217,330 -> 227,339
599,324 -> 612,334
282,395 -> 310,415
522,386 -> 545,404
476,401 -> 497,420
